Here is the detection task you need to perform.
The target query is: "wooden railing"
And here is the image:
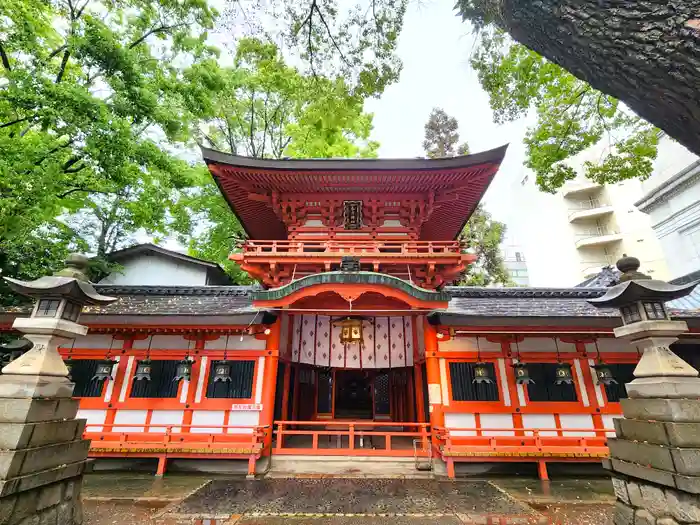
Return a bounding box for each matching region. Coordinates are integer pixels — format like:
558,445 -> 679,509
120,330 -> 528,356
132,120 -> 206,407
274,420 -> 431,457
84,423 -> 270,475
434,426 -> 612,479
240,240 -> 464,256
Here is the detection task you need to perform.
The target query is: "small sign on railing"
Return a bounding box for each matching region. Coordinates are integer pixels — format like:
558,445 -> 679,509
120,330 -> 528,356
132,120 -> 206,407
231,403 -> 262,411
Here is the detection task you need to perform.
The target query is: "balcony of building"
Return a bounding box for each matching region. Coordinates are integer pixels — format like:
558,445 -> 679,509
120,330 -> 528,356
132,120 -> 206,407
575,228 -> 623,249
562,180 -> 603,198
232,240 -> 473,288
567,198 -> 614,223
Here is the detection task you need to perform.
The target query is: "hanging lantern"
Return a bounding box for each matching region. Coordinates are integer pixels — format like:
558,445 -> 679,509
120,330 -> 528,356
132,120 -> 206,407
92,358 -> 115,381
337,318 -> 363,345
593,363 -> 618,386
173,358 -> 193,382
472,363 -> 494,384
554,363 -> 574,385
64,356 -> 74,381
212,360 -> 233,383
513,362 -> 534,385
134,359 -> 152,381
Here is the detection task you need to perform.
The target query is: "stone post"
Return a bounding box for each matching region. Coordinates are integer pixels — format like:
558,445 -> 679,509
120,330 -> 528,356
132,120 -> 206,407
588,257 -> 700,525
0,255 -> 115,525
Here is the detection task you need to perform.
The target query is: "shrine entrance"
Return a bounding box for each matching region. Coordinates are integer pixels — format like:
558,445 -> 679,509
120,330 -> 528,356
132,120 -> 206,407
334,370 -> 372,419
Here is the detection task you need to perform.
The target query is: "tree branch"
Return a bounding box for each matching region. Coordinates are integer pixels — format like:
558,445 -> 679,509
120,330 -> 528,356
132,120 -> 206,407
57,187 -> 112,199
55,49 -> 71,83
128,23 -> 188,49
48,45 -> 67,60
0,117 -> 30,129
248,89 -> 256,157
0,42 -> 11,71
314,3 -> 350,67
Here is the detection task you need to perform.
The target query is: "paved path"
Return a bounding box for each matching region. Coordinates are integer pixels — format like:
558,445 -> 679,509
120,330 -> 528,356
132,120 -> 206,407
82,475 -> 615,524
159,478 -> 539,523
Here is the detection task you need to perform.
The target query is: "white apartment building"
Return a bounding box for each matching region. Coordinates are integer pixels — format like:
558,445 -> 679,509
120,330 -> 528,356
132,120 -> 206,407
511,141 -> 670,287
635,136 -> 700,281
500,235 -> 530,286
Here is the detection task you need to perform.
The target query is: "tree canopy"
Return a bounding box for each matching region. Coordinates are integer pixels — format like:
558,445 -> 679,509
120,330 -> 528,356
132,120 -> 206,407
187,37 -> 380,281
455,0 -> 700,165
469,30 -> 659,193
422,108 -> 510,287
0,0 -> 404,301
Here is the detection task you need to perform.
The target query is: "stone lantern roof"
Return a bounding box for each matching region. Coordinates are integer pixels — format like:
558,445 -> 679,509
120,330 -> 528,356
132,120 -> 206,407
3,254 -> 116,305
588,256 -> 698,308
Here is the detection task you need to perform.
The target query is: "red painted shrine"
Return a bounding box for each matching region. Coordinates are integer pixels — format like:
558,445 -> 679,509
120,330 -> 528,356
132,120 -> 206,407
2,146 -> 700,479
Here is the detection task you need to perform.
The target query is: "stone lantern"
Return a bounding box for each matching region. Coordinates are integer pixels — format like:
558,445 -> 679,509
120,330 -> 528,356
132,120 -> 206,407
0,254 -> 116,525
588,255 -> 698,399
588,256 -> 700,525
2,254 -> 116,396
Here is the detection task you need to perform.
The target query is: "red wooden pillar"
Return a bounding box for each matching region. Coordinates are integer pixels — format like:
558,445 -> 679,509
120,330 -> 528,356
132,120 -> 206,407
280,361 -> 291,421
260,319 -> 281,451
182,334 -> 206,433
414,364 -> 426,423
423,318 -> 444,447
103,335 -> 133,432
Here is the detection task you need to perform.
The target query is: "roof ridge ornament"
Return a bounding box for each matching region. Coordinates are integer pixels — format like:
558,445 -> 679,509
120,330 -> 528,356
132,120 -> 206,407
616,254 -> 650,283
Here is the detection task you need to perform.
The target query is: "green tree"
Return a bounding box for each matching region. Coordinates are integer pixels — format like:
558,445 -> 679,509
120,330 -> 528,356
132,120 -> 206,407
0,0 -> 228,299
422,108 -> 509,286
187,38 -> 379,281
454,0 -> 700,159
469,30 -> 659,193
423,108 -> 470,158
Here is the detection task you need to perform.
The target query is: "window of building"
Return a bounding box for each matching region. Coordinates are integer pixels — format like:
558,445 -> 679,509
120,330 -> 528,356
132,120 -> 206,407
71,359 -> 106,398
525,363 -> 578,402
643,302 -> 666,320
449,362 -> 500,402
130,360 -> 180,398
621,304 -> 642,323
206,360 -> 255,399
515,252 -> 523,262
603,364 -> 637,403
35,299 -> 61,317
62,301 -> 81,322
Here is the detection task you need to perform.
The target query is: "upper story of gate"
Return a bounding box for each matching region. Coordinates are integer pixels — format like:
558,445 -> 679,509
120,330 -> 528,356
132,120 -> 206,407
202,146 -> 508,289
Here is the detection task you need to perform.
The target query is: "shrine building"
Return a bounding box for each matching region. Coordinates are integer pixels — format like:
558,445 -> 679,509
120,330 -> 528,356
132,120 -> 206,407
2,145 -> 700,480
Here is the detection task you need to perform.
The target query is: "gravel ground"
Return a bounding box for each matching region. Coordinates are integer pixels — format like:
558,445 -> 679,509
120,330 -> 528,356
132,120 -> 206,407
83,501 -> 615,524
168,479 -> 535,516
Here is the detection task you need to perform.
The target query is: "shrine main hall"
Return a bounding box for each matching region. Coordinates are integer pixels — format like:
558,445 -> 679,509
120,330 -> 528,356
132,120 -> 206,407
2,145 -> 700,479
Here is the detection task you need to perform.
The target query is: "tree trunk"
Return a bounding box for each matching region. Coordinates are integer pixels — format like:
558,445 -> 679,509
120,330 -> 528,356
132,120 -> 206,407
499,0 -> 700,155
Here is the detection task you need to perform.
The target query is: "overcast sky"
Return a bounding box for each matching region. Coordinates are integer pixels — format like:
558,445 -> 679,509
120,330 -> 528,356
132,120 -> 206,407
364,0 -> 531,229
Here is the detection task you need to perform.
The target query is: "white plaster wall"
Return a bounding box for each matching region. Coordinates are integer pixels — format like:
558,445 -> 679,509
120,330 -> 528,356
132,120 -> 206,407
444,413 -> 476,436
480,413 -> 514,436
227,410 -> 260,434
559,414 -> 595,437
191,411 -> 225,434
100,253 -> 209,286
521,414 -> 557,437
602,415 -> 619,437
61,334 -> 117,349
78,409 -> 107,432
204,335 -> 266,351
149,410 -> 184,433
114,409 -> 148,433
133,335 -> 191,350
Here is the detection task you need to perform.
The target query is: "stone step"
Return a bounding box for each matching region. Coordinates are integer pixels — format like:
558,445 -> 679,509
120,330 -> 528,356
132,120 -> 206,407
267,455 -> 436,478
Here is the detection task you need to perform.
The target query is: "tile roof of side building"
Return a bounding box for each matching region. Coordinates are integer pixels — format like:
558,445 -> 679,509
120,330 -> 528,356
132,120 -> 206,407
3,284 -> 698,320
